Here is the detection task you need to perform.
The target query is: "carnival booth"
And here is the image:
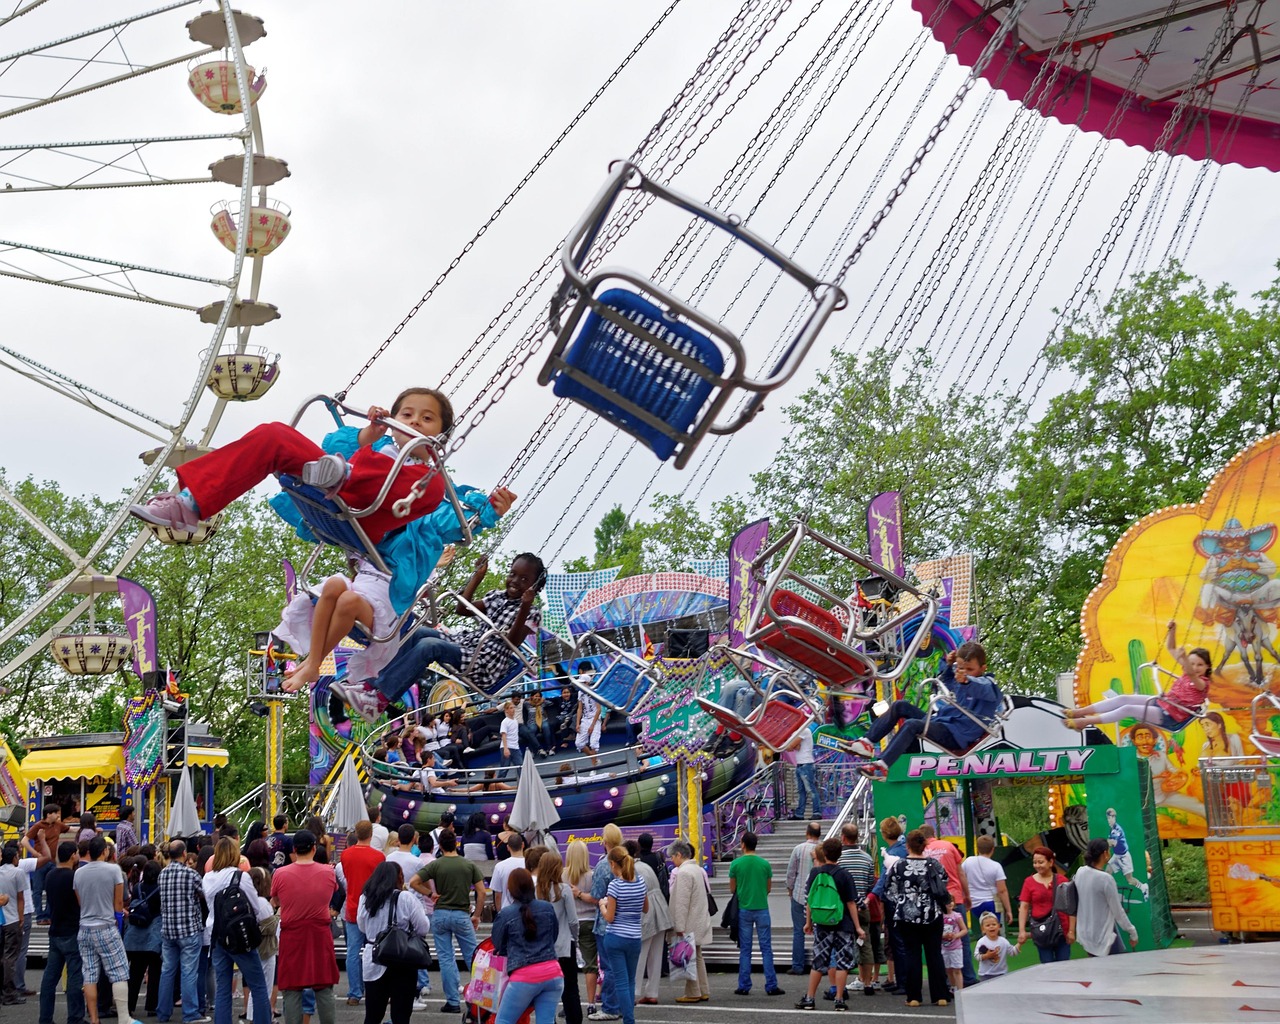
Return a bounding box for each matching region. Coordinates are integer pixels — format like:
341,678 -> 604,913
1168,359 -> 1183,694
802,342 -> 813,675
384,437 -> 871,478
20,727 -> 228,841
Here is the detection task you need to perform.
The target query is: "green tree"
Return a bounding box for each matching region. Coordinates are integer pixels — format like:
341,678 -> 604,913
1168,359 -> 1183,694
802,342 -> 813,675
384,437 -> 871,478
985,262 -> 1280,689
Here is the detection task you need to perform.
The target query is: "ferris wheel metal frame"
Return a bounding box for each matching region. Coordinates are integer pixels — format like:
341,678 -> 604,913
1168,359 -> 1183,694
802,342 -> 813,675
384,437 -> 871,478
0,0 -> 285,686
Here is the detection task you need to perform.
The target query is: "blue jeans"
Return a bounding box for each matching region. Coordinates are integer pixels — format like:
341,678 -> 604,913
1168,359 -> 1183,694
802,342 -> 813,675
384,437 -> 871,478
737,907 -> 778,992
601,933 -> 640,1024
431,909 -> 477,1007
373,627 -> 461,702
156,932 -> 202,1023
198,944 -> 211,1015
32,862 -> 53,921
39,933 -> 85,1024
864,700 -> 963,766
211,945 -> 270,1024
343,921 -> 366,999
960,927 -> 978,986
1036,940 -> 1072,964
793,763 -> 818,818
495,974 -> 565,1024
789,900 -> 808,971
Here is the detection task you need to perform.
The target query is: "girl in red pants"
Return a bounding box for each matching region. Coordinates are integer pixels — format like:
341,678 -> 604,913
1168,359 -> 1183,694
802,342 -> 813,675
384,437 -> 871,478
129,388 -> 452,540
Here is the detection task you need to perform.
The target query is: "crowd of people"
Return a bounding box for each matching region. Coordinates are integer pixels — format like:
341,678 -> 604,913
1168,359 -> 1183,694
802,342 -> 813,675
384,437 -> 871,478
2,794 -> 1147,1024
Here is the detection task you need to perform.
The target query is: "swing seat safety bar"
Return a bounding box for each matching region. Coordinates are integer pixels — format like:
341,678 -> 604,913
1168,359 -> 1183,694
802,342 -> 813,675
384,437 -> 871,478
433,589 -> 539,699
538,161 -> 846,468
917,675 -> 1014,756
570,631 -> 662,713
695,672 -> 816,753
277,394 -> 476,570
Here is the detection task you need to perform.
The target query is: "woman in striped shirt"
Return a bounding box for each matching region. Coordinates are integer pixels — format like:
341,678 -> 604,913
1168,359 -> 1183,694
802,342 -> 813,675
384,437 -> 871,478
597,848 -> 648,1024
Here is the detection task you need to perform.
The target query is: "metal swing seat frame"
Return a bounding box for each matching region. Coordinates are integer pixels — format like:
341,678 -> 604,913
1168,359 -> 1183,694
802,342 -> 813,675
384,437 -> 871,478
427,589 -> 540,700
914,674 -> 1016,757
694,648 -> 818,754
275,394 -> 481,654
537,160 -> 846,468
743,520 -> 940,694
568,631 -> 663,714
1134,659 -> 1210,729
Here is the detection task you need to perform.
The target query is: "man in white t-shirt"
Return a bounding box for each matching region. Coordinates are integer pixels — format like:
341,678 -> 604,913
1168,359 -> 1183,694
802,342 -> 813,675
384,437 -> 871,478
961,835 -> 1013,928
368,806 -> 390,853
499,701 -> 521,768
787,727 -> 818,820
486,833 -> 525,914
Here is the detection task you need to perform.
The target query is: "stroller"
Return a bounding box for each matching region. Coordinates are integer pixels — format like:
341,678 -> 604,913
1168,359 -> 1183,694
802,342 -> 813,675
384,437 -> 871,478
463,937 -> 532,1024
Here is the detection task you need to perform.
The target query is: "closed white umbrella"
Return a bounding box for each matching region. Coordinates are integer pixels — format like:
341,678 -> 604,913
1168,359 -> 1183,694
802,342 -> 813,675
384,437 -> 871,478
508,749 -> 561,841
167,768 -> 201,839
331,752 -> 368,831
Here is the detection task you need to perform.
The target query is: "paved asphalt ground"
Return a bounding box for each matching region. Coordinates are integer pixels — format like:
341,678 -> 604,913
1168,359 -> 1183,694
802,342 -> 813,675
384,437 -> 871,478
6,908 -> 1218,1024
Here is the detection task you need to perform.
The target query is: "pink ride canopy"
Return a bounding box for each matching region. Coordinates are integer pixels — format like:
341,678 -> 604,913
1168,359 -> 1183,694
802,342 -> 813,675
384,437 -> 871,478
914,0 -> 1280,171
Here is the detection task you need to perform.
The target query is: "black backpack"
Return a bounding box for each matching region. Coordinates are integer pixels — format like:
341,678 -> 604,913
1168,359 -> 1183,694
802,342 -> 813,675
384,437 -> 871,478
213,870 -> 262,954
128,884 -> 159,929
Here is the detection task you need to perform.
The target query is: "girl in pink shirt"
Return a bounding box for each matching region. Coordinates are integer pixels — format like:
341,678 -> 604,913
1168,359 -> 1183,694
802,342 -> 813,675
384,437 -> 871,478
1066,622 -> 1210,731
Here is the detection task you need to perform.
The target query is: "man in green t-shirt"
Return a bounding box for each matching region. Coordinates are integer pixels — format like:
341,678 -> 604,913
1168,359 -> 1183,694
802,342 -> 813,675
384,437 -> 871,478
728,831 -> 784,997
410,832 -> 486,1013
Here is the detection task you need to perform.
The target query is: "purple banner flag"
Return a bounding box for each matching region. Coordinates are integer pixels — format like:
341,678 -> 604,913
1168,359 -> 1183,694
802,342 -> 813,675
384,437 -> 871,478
117,576 -> 158,681
283,558 -> 297,602
728,518 -> 770,647
866,491 -> 904,576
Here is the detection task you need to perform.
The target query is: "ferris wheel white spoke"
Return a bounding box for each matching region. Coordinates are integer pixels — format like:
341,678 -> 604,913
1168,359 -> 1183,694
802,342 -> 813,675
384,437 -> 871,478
0,131 -> 242,152
0,47 -> 210,119
0,0 -> 54,27
0,1 -> 202,65
0,267 -> 199,308
0,344 -> 178,434
0,239 -> 228,286
0,175 -> 210,192
0,477 -> 83,563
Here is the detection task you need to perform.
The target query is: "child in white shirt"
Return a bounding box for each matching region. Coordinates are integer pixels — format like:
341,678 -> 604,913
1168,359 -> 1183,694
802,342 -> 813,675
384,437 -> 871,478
974,912 -> 1020,979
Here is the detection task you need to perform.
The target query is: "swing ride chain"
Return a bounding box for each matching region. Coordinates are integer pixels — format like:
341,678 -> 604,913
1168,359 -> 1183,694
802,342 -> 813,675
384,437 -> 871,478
883,3 -> 1097,361
830,0 -> 1033,288
1008,0 -> 1239,418
334,0 -> 688,402
660,0 -> 851,298
685,0 -> 880,309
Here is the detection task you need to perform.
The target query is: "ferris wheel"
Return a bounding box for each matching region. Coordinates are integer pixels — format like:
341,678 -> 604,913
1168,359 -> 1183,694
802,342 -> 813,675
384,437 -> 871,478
0,0 -> 290,685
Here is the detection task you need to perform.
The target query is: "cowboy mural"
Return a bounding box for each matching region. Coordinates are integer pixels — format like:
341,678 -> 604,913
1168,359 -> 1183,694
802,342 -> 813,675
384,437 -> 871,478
1193,517 -> 1280,684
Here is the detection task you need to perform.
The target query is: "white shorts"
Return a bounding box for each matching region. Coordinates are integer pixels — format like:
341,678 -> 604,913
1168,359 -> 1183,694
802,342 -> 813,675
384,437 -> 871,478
575,721 -> 602,751
275,570 -> 399,681
1108,852 -> 1134,877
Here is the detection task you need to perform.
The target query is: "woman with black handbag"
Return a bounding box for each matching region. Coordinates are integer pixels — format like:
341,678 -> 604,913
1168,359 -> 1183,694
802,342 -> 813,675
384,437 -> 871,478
881,830 -> 950,1008
357,862 -> 430,1024
1017,847 -> 1074,963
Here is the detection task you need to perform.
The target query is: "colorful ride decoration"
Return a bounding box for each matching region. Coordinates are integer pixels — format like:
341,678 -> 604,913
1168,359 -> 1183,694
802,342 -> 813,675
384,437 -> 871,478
210,199 -> 292,256
204,342 -> 281,401
632,648 -> 731,769
565,572 -> 726,635
123,689 -> 167,788
1077,431 -> 1280,839
187,60 -> 266,114
1201,754 -> 1280,935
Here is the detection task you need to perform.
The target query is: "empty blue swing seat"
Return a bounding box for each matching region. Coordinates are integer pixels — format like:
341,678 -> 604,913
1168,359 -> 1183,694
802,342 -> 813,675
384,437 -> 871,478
553,288 -> 724,461
579,654 -> 656,714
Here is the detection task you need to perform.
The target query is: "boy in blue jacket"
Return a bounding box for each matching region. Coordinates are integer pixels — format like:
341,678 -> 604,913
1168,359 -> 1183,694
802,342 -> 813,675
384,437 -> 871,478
849,641 -> 1002,777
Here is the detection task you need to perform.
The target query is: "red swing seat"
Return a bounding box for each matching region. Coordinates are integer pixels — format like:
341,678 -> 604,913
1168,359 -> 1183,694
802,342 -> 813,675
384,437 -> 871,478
695,689 -> 813,754
753,590 -> 875,687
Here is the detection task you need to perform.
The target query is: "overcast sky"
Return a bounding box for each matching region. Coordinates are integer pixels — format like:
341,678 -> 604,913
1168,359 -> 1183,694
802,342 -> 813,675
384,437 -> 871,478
2,0 -> 1277,573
